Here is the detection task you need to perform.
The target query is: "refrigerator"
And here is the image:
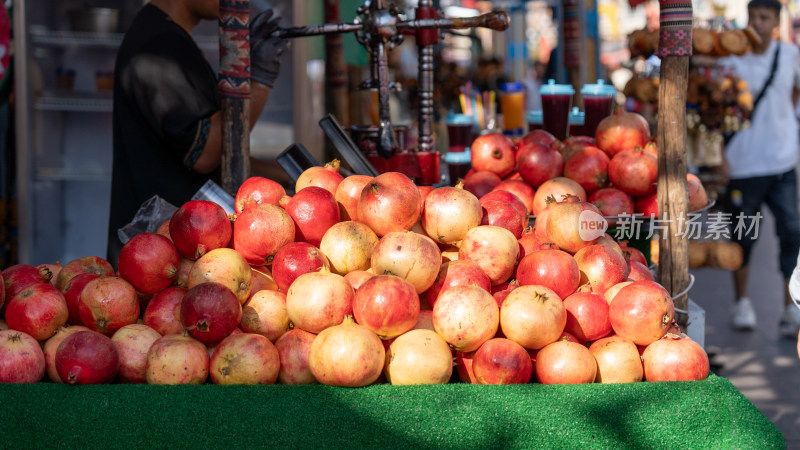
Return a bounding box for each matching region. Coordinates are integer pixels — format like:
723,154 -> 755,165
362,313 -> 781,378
13,0 -> 321,266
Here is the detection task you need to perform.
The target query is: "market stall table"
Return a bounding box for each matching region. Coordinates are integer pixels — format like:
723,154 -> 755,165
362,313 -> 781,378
0,374 -> 782,448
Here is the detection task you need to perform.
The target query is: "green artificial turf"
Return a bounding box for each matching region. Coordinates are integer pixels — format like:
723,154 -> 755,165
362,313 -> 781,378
0,374 -> 782,449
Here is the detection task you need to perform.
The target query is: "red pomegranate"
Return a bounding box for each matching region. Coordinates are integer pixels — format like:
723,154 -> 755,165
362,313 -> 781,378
78,277 -> 140,336
480,200 -> 527,238
459,226 -> 519,286
2,264 -> 53,300
359,172 -> 421,237
187,248 -> 253,304
573,244 -> 630,295
319,221 -> 379,275
492,180 -> 536,214
353,275 -> 420,339
560,135 -> 596,161
516,142 -> 564,187
609,280 -> 674,346
472,337 -> 533,385
421,260 -> 492,309
608,147 -> 658,196
634,191 -> 658,218
112,324 -> 162,384
308,316 -> 385,387
371,231 -> 442,294
628,261 -> 655,281
532,177 -> 587,215
285,268 -> 354,334
271,242 -> 330,293
274,328 -> 318,385
344,271 -> 374,292
384,329 -> 453,385
532,196 -> 558,240
492,280 -> 520,308
589,335 -> 643,383
546,201 -> 606,254
518,233 -> 559,259
642,332 -> 709,381
471,133 -> 516,177
500,285 -> 566,350
295,159 -> 344,196
209,333 -> 280,385
688,179 -> 709,212
604,281 -> 634,304
55,256 -> 115,292
433,284 -> 499,352
156,219 -> 171,240
118,232 -> 180,294
462,171 -> 503,199
249,265 -> 278,295
455,350 -> 479,383
516,249 -> 580,300
239,290 -> 289,342
619,241 -> 648,266
421,185 -> 483,245
535,340 -> 597,384
232,203 -> 296,266
284,186 -> 341,247
173,257 -> 194,288
588,187 -> 634,217
0,330 -> 46,383
563,292 -> 612,342
5,283 -> 69,341
40,262 -> 63,288
335,174 -> 373,221
43,325 -> 92,382
563,146 -> 610,195
520,129 -> 562,152
595,112 -> 651,158
235,176 -> 286,213
143,286 -> 186,336
480,189 -> 528,217
145,333 -> 209,385
55,330 -> 120,384
169,200 -> 232,260
181,282 -> 242,345
62,272 -> 100,325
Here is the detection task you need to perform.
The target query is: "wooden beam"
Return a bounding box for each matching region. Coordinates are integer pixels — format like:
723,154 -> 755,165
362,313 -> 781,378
219,0 -> 251,194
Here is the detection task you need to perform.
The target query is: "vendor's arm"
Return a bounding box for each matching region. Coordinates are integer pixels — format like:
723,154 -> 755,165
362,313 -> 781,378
191,81 -> 271,174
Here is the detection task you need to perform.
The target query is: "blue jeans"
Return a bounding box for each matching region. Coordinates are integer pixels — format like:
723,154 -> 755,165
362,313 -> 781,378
727,168 -> 800,278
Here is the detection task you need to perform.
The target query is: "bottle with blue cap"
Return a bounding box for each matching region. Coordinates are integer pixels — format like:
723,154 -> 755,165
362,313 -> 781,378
581,79 -> 617,137
539,79 -> 575,140
498,82 -> 526,137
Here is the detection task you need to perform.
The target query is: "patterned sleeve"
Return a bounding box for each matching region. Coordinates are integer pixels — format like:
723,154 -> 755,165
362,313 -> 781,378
119,32 -> 219,166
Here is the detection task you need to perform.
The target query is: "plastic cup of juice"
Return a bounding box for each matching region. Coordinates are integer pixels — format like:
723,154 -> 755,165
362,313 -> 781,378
581,80 -> 616,138
443,150 -> 472,185
446,113 -> 475,153
498,82 -> 526,137
526,110 -> 543,132
568,107 -> 585,137
540,79 -> 575,141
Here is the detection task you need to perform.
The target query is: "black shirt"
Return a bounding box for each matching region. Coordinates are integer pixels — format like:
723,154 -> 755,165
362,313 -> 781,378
107,4 -> 220,264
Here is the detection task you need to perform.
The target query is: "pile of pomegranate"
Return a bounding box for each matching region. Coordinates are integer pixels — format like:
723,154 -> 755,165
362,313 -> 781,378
0,114 -> 710,387
466,111 -> 709,219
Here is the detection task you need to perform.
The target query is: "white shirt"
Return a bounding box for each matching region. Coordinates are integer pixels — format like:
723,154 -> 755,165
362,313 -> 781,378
718,40 -> 800,179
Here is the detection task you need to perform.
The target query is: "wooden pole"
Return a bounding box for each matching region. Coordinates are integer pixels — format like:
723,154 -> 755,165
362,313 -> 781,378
656,0 -> 692,329
219,0 -> 251,195
324,0 -> 349,160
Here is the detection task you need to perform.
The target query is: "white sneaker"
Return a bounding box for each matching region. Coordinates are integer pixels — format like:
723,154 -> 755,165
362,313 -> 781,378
731,297 -> 756,331
778,305 -> 800,338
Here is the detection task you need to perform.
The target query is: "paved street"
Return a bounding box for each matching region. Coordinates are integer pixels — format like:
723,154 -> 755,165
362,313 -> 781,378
690,202 -> 800,448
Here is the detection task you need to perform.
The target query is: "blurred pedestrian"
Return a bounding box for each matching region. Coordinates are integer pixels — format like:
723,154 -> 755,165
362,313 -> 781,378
718,0 -> 800,337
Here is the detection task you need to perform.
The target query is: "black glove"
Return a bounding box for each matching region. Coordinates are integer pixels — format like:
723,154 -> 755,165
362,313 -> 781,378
250,9 -> 288,88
